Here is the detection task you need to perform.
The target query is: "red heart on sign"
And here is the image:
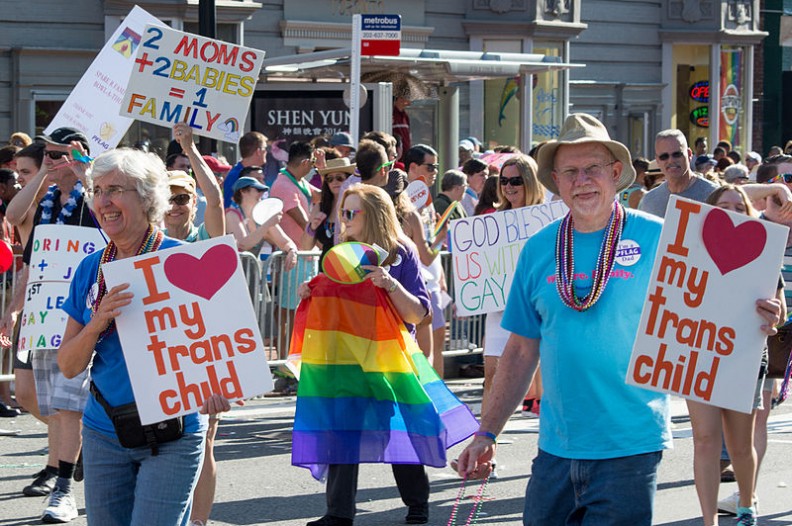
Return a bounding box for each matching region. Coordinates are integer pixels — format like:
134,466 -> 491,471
163,244 -> 238,300
701,207 -> 766,275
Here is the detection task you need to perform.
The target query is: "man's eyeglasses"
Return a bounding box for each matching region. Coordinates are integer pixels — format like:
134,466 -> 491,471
422,163 -> 440,172
169,194 -> 191,206
324,174 -> 348,183
500,176 -> 524,187
341,208 -> 363,221
45,150 -> 70,160
377,160 -> 396,172
657,151 -> 686,162
769,173 -> 792,184
90,186 -> 136,199
556,162 -> 616,181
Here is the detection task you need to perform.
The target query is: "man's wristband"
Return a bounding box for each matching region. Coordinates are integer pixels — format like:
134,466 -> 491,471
474,430 -> 497,443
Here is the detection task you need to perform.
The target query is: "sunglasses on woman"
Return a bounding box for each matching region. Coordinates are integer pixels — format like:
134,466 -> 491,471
341,208 -> 363,221
324,174 -> 348,183
169,194 -> 191,206
45,150 -> 70,160
500,176 -> 524,187
769,173 -> 792,184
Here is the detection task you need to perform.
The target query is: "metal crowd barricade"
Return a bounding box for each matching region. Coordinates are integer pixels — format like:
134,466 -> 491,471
237,249 -> 484,368
440,251 -> 485,357
0,258 -> 25,384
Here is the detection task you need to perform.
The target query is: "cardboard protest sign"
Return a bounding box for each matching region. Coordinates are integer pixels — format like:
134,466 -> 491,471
20,226 -> 107,353
626,196 -> 788,413
449,201 -> 568,316
45,6 -> 164,154
102,236 -> 273,425
120,25 -> 265,143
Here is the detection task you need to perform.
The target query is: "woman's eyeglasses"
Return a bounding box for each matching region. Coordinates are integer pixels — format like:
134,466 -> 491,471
341,208 -> 363,221
90,186 -> 136,199
45,150 -> 70,160
769,173 -> 792,184
169,194 -> 191,206
657,151 -> 685,161
499,176 -> 524,187
324,174 -> 348,183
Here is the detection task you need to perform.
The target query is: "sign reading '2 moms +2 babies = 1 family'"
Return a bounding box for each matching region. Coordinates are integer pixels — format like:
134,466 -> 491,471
120,25 -> 265,143
627,196 -> 788,414
449,201 -> 568,317
102,236 -> 273,425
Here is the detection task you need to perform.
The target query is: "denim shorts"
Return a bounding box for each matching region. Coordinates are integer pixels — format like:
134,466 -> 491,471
82,426 -> 205,526
523,449 -> 662,526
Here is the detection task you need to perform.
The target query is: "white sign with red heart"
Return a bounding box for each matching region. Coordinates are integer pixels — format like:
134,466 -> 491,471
102,235 -> 273,424
626,196 -> 788,413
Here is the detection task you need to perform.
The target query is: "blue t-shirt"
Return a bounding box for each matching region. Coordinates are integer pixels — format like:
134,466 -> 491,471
222,161 -> 244,208
502,208 -> 672,460
62,236 -> 207,436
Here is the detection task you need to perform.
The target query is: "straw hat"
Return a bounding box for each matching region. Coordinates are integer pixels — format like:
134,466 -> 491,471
317,157 -> 357,176
536,113 -> 635,195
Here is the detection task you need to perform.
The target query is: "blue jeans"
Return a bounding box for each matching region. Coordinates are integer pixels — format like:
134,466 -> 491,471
82,426 -> 205,526
523,449 -> 662,526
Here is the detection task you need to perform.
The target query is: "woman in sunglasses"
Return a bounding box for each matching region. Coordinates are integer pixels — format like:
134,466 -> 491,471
163,124 -> 224,243
300,157 -> 356,262
299,183 -> 433,526
487,155 -> 546,423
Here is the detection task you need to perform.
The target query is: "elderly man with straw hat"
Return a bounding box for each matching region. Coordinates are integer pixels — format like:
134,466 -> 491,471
455,114 -> 783,525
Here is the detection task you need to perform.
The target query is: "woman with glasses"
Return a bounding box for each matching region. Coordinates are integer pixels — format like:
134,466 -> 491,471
300,157 -> 355,261
163,124 -> 224,243
487,155 -> 546,422
299,184 -> 433,526
57,147 -> 233,526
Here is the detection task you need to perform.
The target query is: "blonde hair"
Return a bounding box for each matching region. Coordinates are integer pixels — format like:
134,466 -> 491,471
705,183 -> 758,217
496,155 -> 545,210
340,184 -> 403,265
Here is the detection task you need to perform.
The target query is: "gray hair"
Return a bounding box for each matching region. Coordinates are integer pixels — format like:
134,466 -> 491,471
88,148 -> 170,225
441,169 -> 467,191
655,129 -> 689,150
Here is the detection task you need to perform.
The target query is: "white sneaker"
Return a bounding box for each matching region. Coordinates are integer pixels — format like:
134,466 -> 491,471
41,488 -> 78,523
718,491 -> 758,515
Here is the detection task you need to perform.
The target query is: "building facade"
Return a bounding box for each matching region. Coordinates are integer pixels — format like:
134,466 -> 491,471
0,0 -> 783,159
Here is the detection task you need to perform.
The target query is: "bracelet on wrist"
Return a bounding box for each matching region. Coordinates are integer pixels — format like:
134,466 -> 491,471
474,430 -> 497,443
305,224 -> 316,236
387,279 -> 398,293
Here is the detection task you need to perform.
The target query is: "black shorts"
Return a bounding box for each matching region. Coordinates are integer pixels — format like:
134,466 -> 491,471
10,318 -> 30,370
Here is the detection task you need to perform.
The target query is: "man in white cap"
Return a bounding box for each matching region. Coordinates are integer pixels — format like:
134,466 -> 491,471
746,151 -> 762,180
454,114 -> 784,525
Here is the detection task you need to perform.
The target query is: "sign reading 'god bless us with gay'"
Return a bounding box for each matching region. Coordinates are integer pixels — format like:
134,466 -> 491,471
102,236 -> 273,425
626,196 -> 787,413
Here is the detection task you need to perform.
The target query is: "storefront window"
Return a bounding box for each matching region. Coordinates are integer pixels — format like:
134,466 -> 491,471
483,40 -> 522,149
532,42 -> 563,143
719,45 -> 748,152
671,44 -> 710,148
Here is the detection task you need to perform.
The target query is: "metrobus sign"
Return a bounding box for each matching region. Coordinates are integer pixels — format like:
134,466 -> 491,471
360,15 -> 401,56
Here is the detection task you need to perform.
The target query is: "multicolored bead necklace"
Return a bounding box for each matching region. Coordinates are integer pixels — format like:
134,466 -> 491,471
555,201 -> 625,312
91,226 -> 164,340
445,475 -> 490,526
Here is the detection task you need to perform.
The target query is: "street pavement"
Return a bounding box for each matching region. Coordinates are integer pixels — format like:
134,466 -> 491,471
0,379 -> 791,525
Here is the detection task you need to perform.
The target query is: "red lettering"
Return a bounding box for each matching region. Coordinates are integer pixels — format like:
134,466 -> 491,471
173,35 -> 199,58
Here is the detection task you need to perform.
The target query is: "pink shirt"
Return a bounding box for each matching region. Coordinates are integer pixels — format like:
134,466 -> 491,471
270,171 -> 311,244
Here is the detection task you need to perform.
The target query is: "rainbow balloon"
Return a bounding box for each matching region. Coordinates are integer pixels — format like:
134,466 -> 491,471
287,276 -> 479,480
322,242 -> 386,284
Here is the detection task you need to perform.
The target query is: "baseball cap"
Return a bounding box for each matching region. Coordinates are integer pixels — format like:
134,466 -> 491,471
459,139 -> 474,152
746,151 -> 762,163
37,127 -> 90,153
232,176 -> 269,193
202,155 -> 232,174
167,171 -> 196,194
694,154 -> 717,167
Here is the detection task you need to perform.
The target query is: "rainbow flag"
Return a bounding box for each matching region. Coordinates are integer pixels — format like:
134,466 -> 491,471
288,275 -> 479,480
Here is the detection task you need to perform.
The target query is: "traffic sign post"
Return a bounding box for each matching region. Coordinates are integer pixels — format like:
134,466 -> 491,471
349,14 -> 401,143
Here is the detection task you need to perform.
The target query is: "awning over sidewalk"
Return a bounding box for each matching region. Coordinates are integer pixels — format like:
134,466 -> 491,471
259,47 -> 581,84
